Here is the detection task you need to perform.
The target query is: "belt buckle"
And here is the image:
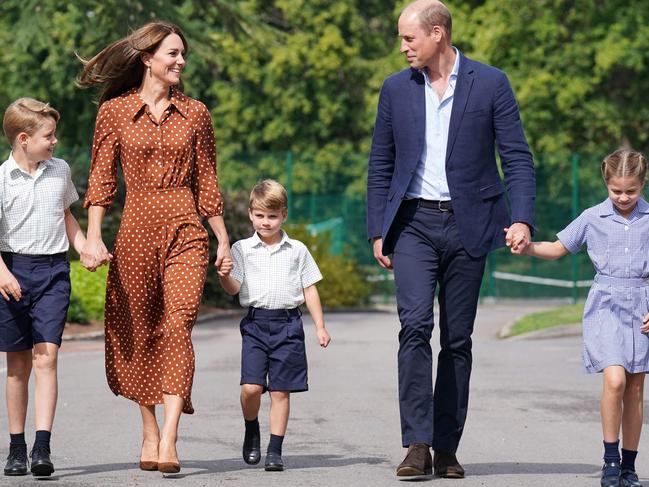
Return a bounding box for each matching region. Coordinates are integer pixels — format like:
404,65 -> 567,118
438,200 -> 449,212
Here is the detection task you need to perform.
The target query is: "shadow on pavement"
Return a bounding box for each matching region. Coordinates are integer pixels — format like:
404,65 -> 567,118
182,454 -> 388,476
465,462 -> 599,476
54,455 -> 388,479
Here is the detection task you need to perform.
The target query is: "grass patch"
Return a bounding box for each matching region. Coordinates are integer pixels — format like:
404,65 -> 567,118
68,260 -> 108,324
505,303 -> 584,337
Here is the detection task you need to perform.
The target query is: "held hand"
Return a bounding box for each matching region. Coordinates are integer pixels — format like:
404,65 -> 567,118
317,328 -> 331,348
81,238 -> 112,272
218,256 -> 233,277
642,313 -> 649,333
0,268 -> 21,301
372,238 -> 392,269
506,231 -> 528,254
214,242 -> 232,272
504,223 -> 531,255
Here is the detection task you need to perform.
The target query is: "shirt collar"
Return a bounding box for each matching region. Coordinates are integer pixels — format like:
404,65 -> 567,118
421,46 -> 460,86
251,230 -> 292,249
598,197 -> 649,218
5,152 -> 51,177
123,86 -> 189,121
636,197 -> 649,214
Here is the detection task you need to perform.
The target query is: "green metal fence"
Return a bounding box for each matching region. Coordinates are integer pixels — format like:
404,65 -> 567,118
287,151 -> 611,302
59,147 -> 612,301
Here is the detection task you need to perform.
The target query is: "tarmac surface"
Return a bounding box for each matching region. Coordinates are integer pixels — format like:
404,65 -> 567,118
0,302 -> 646,486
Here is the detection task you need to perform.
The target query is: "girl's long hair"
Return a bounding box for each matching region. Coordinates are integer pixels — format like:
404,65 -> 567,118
76,21 -> 188,105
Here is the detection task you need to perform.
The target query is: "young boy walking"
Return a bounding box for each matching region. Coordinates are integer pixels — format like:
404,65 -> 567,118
219,179 -> 331,471
1,98 -> 86,477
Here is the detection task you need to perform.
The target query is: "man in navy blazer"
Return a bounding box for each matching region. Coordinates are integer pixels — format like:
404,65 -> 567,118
367,0 -> 535,480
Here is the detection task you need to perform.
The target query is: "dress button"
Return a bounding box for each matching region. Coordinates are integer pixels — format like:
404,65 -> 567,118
625,248 -> 629,253
625,225 -> 629,231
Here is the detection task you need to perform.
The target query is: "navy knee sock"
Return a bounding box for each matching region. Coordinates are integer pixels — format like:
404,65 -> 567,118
34,430 -> 51,450
9,433 -> 26,447
245,418 -> 260,435
621,448 -> 638,472
268,434 -> 284,455
603,440 -> 620,476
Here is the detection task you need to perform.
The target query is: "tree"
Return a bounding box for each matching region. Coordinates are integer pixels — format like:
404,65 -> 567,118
202,0 -> 396,195
457,0 -> 649,156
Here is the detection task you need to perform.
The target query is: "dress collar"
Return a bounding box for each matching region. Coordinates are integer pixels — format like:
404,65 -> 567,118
121,86 -> 189,121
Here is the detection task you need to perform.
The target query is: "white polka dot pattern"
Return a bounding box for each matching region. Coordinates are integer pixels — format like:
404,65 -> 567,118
85,88 -> 223,414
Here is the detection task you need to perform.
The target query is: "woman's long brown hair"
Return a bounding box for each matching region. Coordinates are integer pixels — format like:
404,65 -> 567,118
76,21 -> 188,105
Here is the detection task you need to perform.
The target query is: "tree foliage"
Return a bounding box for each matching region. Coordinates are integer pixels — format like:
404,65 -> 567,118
2,1 -> 648,178
459,0 -> 649,155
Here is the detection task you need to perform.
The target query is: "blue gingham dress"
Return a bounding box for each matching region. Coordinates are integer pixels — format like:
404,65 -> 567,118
557,197 -> 649,374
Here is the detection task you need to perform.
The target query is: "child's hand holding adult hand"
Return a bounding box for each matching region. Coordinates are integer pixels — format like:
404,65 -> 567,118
504,225 -> 530,255
0,268 -> 21,301
214,242 -> 231,272
317,328 -> 331,348
217,257 -> 233,277
81,238 -> 111,271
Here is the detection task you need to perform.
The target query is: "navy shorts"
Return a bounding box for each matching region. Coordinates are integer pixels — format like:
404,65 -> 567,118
0,252 -> 71,352
240,307 -> 308,392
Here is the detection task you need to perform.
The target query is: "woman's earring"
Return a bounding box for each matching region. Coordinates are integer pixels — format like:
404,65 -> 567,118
148,65 -> 152,77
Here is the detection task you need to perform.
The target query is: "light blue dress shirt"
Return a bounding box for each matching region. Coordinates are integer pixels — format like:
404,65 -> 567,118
405,47 -> 460,201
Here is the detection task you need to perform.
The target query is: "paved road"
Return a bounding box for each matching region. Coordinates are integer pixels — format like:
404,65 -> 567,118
0,303 -> 646,486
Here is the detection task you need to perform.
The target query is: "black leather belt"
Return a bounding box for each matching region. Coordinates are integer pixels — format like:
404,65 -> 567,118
417,199 -> 453,212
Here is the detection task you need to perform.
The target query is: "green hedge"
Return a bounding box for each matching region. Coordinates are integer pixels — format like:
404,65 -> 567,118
67,261 -> 107,324
66,209 -> 373,324
284,225 -> 372,308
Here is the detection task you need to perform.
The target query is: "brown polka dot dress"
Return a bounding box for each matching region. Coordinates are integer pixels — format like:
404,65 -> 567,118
84,87 -> 224,414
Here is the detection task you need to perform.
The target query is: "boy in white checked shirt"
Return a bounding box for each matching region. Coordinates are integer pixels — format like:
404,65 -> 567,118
0,98 -> 86,477
219,179 -> 331,472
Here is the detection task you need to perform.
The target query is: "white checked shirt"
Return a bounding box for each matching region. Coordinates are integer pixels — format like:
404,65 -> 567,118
230,231 -> 323,309
0,154 -> 79,254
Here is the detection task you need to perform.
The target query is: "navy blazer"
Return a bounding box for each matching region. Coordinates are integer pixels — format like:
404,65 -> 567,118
367,52 -> 536,258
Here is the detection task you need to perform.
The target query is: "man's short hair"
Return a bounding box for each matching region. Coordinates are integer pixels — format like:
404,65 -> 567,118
417,1 -> 452,40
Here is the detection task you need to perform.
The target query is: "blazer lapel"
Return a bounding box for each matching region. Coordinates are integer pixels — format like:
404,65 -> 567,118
446,53 -> 474,162
409,68 -> 426,165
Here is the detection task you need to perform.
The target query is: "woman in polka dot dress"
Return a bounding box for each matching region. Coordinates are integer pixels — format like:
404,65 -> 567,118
77,22 -> 230,474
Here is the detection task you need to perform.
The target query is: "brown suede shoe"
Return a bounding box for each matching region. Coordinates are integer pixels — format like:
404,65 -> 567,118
396,443 -> 432,480
433,450 -> 465,478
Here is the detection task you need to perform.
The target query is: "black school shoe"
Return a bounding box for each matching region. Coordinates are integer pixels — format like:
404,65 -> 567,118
4,444 -> 28,476
264,451 -> 284,472
30,446 -> 54,477
621,469 -> 643,487
601,461 -> 621,487
242,427 -> 261,465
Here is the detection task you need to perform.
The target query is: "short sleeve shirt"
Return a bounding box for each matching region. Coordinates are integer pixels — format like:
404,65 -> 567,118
0,154 -> 79,254
230,231 -> 323,309
557,197 -> 649,278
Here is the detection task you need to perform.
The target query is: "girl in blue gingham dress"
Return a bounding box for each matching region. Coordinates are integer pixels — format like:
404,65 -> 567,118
512,149 -> 648,487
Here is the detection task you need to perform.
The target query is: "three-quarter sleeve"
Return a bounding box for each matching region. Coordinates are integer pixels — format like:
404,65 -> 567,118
84,101 -> 119,208
191,102 -> 224,218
